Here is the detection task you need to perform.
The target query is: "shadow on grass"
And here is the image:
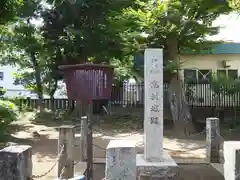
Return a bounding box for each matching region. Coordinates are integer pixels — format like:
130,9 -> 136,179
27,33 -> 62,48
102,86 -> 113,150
1,134 -> 58,157
28,110 -> 208,160
10,110 -> 212,159
0,122 -> 33,146
7,123 -> 32,135
30,110 -> 73,127
30,110 -> 144,132
1,107 -> 226,180
4,135 -> 34,145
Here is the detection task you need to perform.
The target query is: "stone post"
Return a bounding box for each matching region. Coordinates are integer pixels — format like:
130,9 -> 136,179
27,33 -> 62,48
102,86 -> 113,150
105,140 -> 136,180
58,125 -> 75,179
224,141 -> 240,180
144,48 -> 164,160
136,48 -> 177,180
0,145 -> 32,180
206,117 -> 220,163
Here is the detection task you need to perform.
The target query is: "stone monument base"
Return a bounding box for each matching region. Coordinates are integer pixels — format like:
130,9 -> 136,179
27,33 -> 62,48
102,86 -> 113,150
136,151 -> 178,180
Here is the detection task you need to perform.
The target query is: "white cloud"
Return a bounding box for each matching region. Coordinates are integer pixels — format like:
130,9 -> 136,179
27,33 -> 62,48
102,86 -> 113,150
208,12 -> 240,42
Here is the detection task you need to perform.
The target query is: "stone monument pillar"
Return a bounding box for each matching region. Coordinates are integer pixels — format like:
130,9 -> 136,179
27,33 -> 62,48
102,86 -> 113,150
136,48 -> 178,180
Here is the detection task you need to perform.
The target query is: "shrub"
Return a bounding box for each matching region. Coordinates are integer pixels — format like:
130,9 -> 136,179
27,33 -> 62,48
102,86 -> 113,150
211,73 -> 240,95
0,100 -> 18,137
0,88 -> 6,97
4,96 -> 30,112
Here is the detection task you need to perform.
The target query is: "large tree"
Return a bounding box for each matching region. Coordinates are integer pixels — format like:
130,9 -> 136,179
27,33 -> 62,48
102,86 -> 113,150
125,0 -> 231,136
0,0 -> 41,25
0,0 -> 233,128
3,21 -> 47,112
0,0 -> 42,60
40,0 -> 145,65
3,19 -> 63,100
0,0 -> 144,102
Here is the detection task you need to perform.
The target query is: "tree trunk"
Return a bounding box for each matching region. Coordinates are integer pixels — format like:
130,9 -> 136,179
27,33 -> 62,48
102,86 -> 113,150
30,52 -> 44,112
50,95 -> 55,111
166,34 -> 195,137
49,79 -> 58,110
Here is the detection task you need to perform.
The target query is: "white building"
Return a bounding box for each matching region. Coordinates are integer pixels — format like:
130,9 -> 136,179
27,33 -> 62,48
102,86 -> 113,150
0,65 -> 32,97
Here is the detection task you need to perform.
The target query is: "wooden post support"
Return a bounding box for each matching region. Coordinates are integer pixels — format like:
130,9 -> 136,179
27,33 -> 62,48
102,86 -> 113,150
86,102 -> 93,180
80,116 -> 87,161
58,125 -> 75,179
76,100 -> 85,161
206,117 -> 220,163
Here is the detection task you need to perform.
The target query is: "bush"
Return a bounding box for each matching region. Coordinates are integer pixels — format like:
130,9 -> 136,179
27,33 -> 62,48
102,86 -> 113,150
0,88 -> 6,97
0,100 -> 18,137
4,96 -> 31,112
211,73 -> 240,95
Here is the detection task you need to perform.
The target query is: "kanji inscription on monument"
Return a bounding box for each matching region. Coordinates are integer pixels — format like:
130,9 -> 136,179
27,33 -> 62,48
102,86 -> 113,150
144,48 -> 163,160
150,104 -> 160,112
150,80 -> 160,88
149,116 -> 159,124
150,58 -> 161,73
150,92 -> 160,100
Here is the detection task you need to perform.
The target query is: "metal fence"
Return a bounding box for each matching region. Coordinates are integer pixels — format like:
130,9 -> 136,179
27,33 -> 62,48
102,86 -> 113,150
18,82 -> 240,109
111,82 -> 240,108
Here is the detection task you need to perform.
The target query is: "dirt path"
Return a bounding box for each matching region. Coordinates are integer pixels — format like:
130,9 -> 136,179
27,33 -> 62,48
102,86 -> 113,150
8,113 -> 217,179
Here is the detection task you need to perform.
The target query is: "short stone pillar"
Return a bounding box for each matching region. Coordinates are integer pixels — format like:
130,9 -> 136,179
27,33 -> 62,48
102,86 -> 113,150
58,125 -> 75,179
105,140 -> 136,180
0,145 -> 32,180
206,117 -> 220,163
223,141 -> 240,180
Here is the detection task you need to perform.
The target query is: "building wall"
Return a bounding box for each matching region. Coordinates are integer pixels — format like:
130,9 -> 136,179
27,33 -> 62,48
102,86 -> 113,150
0,65 -> 24,90
0,65 -> 32,97
179,54 -> 240,107
180,54 -> 240,72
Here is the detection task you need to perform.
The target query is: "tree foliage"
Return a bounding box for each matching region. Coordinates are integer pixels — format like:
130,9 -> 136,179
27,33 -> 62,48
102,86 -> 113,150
125,0 -> 231,57
0,0 -> 234,99
123,0 -> 231,136
40,0 -> 144,65
228,0 -> 240,10
0,0 -> 236,134
211,73 -> 240,95
0,100 -> 17,138
0,0 -> 41,25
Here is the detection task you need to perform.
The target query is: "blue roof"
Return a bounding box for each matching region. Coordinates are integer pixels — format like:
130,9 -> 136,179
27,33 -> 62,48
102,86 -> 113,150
134,43 -> 240,67
183,43 -> 240,54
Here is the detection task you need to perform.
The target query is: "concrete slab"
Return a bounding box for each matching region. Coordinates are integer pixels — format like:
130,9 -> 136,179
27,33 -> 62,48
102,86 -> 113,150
211,163 -> 224,176
136,152 -> 178,180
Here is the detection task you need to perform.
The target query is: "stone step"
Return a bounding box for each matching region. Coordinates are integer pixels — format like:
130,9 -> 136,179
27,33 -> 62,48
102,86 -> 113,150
93,157 -> 206,164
